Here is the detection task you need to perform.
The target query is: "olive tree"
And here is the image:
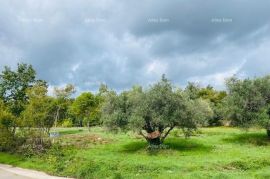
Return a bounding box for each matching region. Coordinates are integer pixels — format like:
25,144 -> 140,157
226,76 -> 270,137
102,76 -> 213,145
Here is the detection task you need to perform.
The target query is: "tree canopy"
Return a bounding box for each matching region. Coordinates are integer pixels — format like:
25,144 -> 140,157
69,92 -> 100,127
226,76 -> 270,137
3,62 -> 270,150
22,82 -> 55,135
102,75 -> 213,145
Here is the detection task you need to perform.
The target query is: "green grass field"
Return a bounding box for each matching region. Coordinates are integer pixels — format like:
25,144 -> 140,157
1,127 -> 270,179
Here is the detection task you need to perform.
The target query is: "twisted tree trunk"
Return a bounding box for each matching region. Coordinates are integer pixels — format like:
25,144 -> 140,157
148,137 -> 161,145
147,131 -> 161,145
140,126 -> 175,146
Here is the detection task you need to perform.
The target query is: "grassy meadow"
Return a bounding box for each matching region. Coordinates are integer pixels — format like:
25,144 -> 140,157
1,127 -> 270,179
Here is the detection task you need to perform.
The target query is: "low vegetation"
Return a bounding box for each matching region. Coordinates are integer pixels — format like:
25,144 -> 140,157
1,127 -> 270,179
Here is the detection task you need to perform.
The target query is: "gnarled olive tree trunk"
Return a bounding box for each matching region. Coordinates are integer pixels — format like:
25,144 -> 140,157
140,127 -> 174,145
147,131 -> 161,145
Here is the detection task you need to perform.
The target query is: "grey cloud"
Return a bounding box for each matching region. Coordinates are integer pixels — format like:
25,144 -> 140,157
0,0 -> 270,92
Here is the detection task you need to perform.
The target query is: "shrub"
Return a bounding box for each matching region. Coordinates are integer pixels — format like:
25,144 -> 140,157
0,129 -> 16,152
17,130 -> 51,157
61,119 -> 73,127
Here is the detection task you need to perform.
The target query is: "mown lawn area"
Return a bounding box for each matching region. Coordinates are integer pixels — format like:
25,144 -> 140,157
1,127 -> 270,179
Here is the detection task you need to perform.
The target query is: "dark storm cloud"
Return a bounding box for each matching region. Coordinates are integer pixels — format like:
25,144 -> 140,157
0,0 -> 270,92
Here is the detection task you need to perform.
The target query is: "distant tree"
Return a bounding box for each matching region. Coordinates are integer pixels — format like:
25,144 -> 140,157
22,82 -> 55,135
226,76 -> 270,137
198,85 -> 227,126
91,83 -> 111,125
53,84 -> 75,127
102,75 -> 213,145
185,83 -> 227,126
69,92 -> 98,127
98,83 -> 109,96
185,82 -> 201,100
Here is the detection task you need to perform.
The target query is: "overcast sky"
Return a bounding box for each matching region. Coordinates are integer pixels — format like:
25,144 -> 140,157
0,0 -> 270,92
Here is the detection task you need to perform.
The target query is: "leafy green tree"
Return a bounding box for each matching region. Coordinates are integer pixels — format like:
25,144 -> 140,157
185,83 -> 227,126
102,76 -> 213,145
22,82 -> 55,135
69,92 -> 98,127
53,84 -> 75,127
198,85 -> 227,126
98,83 -> 109,96
226,76 -> 270,137
0,100 -> 15,131
198,85 -> 227,104
0,100 -> 16,151
0,63 -> 39,135
184,82 -> 201,100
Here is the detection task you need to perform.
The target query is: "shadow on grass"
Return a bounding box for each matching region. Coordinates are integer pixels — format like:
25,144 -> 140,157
121,141 -> 147,153
164,138 -> 212,152
223,132 -> 270,146
121,138 -> 212,154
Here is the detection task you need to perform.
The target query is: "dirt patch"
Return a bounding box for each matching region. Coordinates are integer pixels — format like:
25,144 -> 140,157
57,134 -> 110,148
220,159 -> 270,171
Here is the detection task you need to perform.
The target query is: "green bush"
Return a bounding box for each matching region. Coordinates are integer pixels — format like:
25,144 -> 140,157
0,129 -> 16,152
17,130 -> 51,157
18,140 -> 51,157
45,143 -> 66,172
61,119 -> 73,127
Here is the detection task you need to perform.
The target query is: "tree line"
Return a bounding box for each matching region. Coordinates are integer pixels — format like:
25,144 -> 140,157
1,63 -> 270,152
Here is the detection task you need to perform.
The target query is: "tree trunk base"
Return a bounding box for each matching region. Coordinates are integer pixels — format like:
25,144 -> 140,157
148,137 -> 161,146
